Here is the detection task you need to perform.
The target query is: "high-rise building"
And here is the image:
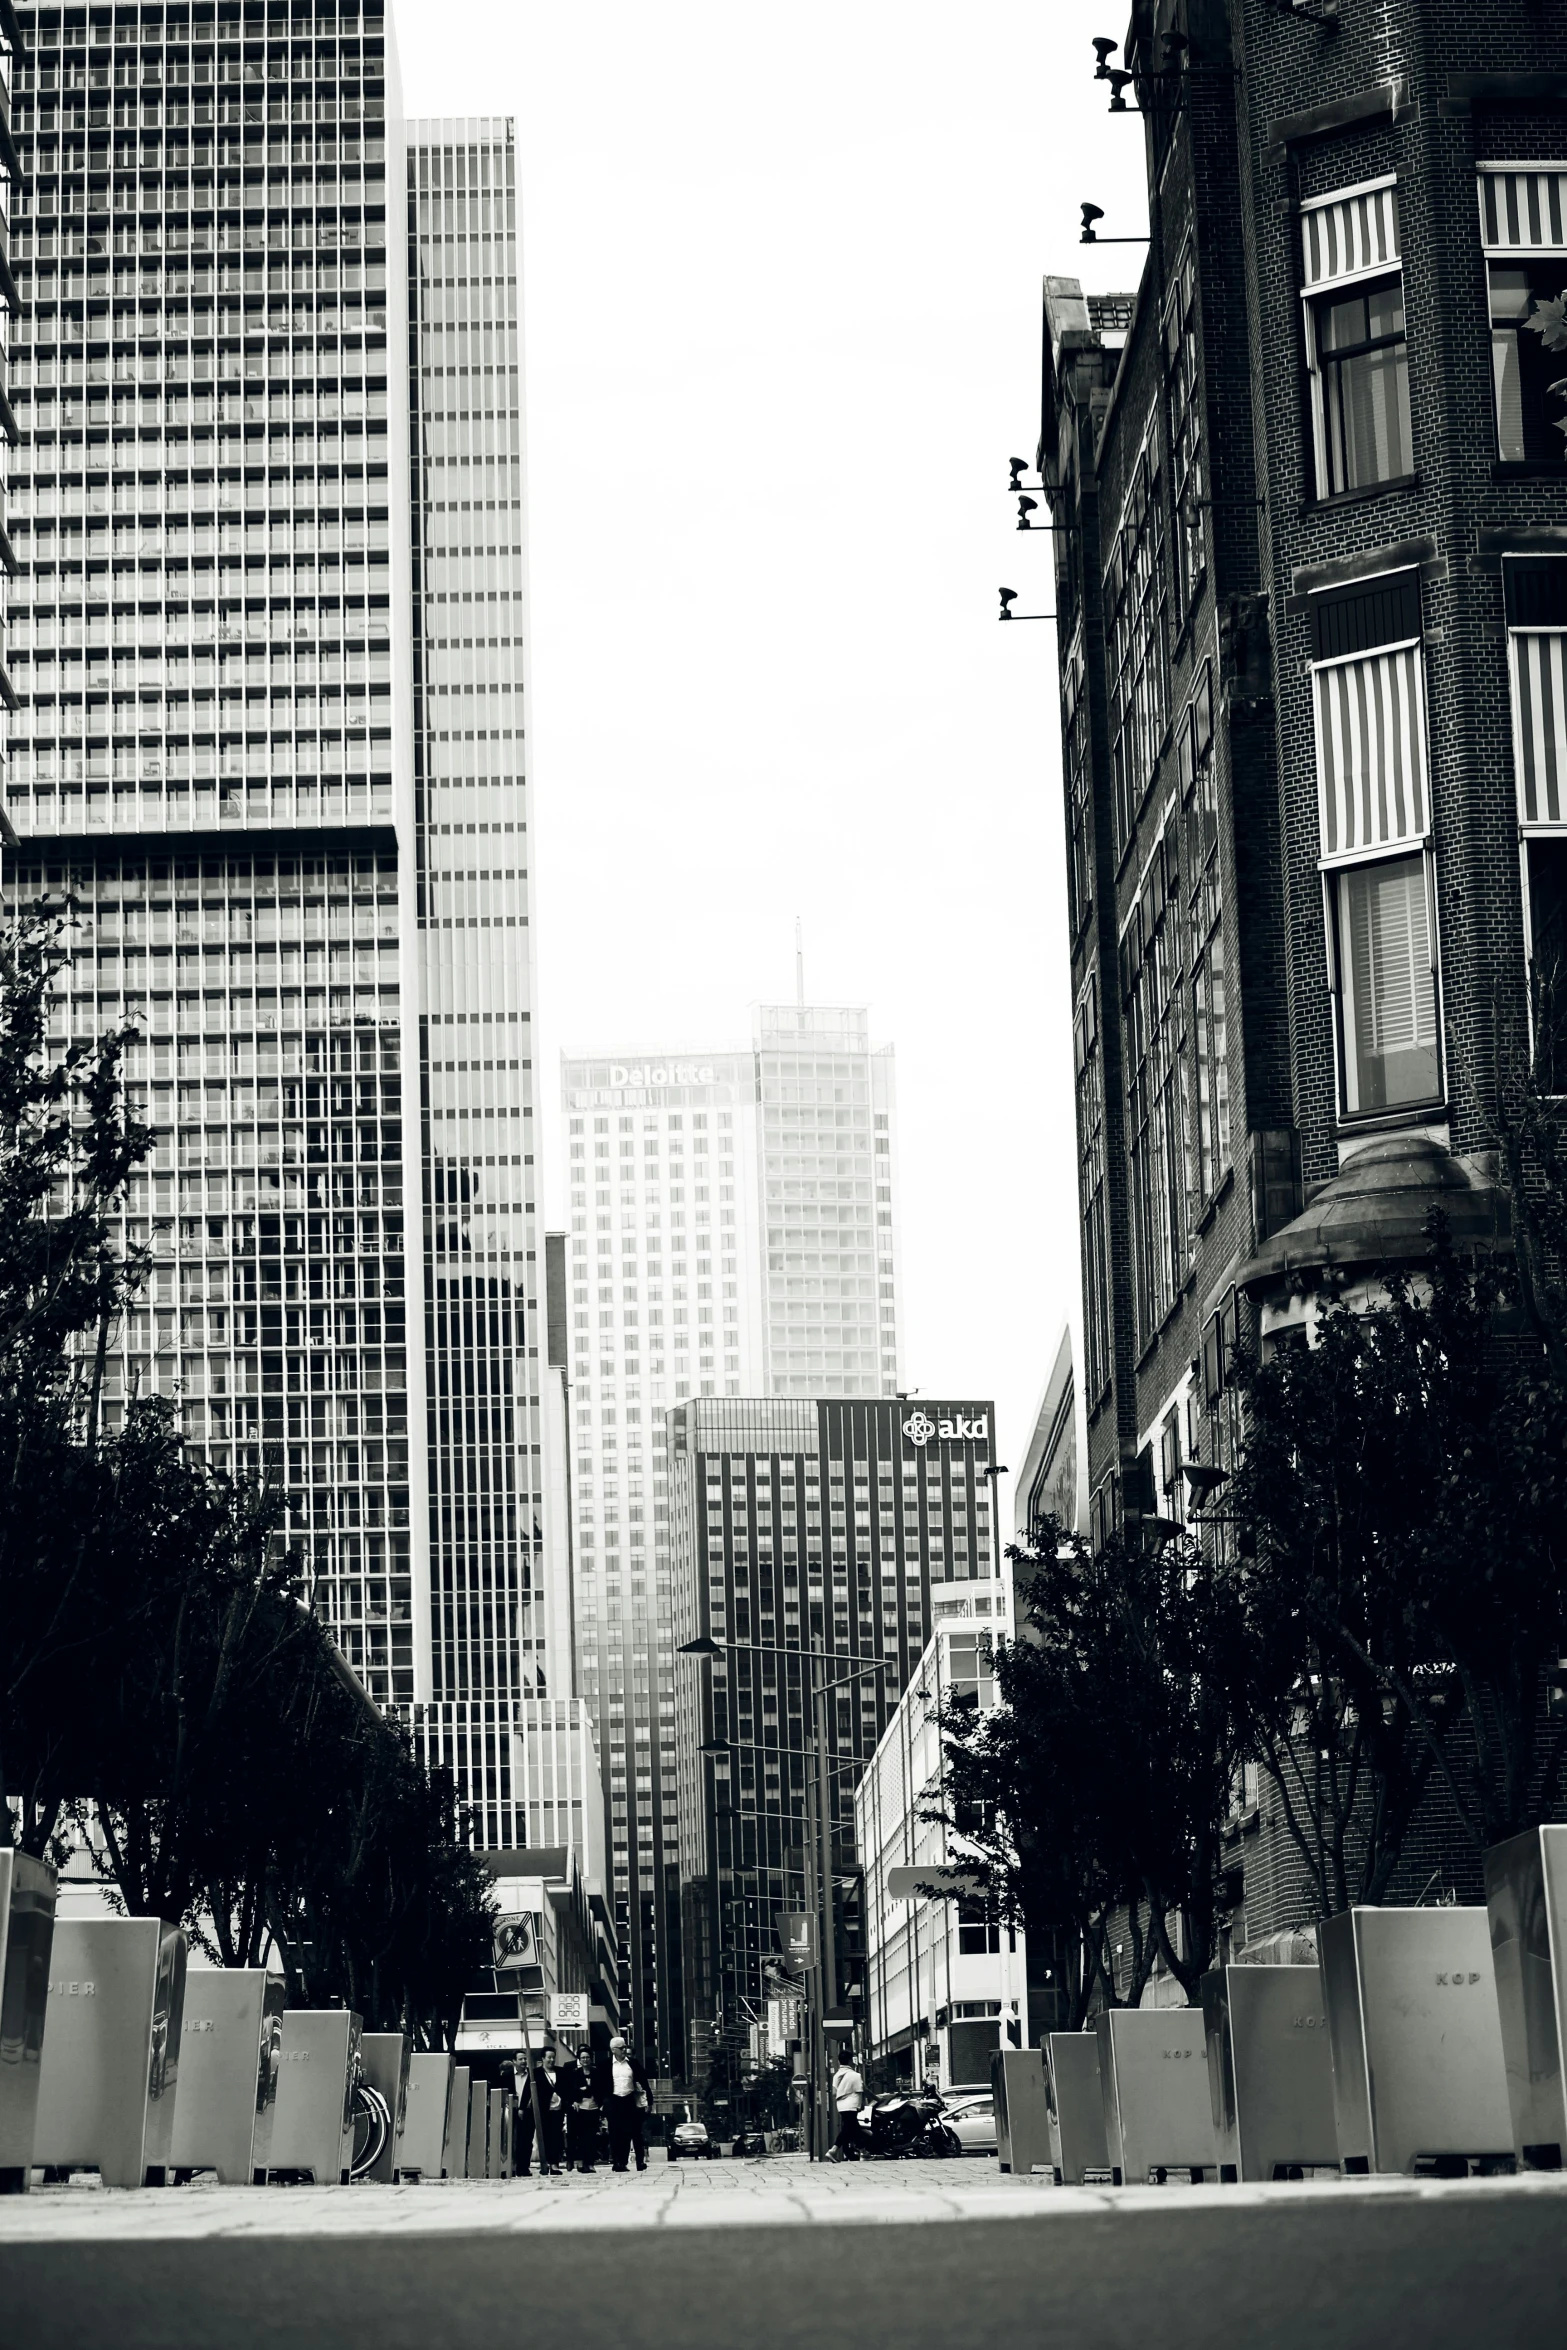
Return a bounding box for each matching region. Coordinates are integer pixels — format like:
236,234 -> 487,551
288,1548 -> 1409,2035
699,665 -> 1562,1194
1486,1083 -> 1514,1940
559,1002 -> 904,2066
752,1003 -> 901,1399
669,1395 -> 1000,2092
404,111 -> 544,1844
0,2 -> 24,723
1,6 -> 547,1847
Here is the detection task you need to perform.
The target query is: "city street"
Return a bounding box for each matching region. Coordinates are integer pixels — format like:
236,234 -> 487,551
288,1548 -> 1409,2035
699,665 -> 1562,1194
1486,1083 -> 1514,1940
1,2161 -> 1563,2349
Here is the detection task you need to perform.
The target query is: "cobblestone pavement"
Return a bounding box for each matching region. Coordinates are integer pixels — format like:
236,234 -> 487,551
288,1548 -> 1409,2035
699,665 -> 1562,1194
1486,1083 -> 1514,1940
1,2154 -> 1565,2237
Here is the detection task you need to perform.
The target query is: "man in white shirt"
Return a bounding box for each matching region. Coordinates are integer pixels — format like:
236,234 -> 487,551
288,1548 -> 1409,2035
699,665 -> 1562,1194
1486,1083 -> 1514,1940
594,2033 -> 654,2172
831,2053 -> 865,2160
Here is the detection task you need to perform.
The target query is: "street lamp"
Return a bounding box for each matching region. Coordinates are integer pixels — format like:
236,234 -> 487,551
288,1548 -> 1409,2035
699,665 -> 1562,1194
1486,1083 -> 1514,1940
679,1633 -> 888,2159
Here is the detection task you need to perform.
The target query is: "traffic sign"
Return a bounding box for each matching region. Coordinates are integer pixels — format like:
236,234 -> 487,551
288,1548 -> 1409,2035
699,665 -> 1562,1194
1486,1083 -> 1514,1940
549,1991 -> 590,2029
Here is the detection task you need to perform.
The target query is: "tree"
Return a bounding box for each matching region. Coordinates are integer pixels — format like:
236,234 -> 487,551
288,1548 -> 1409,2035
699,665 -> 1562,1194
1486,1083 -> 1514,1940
935,1526 -> 1245,2020
80,1401 -> 308,1925
0,903 -> 151,1851
1224,1242 -> 1567,1905
0,904 -> 495,2045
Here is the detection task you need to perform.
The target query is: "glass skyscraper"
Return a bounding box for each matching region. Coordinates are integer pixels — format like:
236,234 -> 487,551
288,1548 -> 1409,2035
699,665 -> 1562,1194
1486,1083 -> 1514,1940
559,1003 -> 904,2067
2,4 -> 546,1849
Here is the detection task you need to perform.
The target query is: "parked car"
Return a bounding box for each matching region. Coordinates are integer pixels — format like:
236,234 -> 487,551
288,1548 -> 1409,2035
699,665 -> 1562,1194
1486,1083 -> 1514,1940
668,2118 -> 721,2160
941,2090 -> 997,2154
730,2129 -> 769,2158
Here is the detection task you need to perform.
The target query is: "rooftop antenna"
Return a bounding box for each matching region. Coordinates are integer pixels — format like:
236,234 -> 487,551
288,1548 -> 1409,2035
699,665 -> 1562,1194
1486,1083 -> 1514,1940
795,917 -> 805,1020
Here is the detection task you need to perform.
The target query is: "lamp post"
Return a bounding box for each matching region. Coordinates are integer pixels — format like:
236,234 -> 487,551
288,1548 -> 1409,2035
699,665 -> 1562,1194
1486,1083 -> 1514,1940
680,1635 -> 887,2159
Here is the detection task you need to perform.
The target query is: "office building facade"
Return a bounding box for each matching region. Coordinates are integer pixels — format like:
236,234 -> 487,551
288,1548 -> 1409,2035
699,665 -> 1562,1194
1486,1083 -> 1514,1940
668,1394 -> 999,2091
1,5 -> 546,1845
855,1623 -> 1030,2093
0,0 -> 23,725
559,1005 -> 903,2067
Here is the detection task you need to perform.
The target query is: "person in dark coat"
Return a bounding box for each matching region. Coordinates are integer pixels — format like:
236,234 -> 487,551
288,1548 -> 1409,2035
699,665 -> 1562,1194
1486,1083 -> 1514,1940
534,2043 -> 567,2175
556,2046 -> 598,2173
592,2034 -> 654,2173
500,2059 -> 530,2176
504,2055 -> 548,2178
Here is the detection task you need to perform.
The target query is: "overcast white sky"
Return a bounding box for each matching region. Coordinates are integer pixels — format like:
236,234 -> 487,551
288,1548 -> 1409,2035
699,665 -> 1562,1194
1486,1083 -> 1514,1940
394,0 -> 1149,1491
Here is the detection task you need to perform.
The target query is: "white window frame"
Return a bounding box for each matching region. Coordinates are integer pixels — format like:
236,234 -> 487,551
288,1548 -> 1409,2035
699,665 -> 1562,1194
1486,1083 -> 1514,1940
1311,621 -> 1443,1124
1507,611 -> 1567,1086
1323,849 -> 1444,1123
1299,176 -> 1410,500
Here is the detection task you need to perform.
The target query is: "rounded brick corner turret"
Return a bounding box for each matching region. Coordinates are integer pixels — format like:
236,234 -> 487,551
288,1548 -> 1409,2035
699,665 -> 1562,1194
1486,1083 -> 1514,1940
1235,1135 -> 1512,1298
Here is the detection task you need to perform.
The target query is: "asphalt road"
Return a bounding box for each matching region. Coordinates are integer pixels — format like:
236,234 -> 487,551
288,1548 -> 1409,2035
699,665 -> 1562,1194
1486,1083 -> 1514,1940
3,2190 -> 1564,2350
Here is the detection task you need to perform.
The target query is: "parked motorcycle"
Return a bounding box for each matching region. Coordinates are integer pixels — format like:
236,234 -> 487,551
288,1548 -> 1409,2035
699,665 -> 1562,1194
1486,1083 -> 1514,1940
848,2090 -> 962,2161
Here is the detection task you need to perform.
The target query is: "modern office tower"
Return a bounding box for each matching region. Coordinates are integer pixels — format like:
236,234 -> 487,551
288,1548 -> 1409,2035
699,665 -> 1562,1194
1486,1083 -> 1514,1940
0,2 -> 23,724
559,1008 -> 904,2066
405,112 -> 543,1844
1,7 -> 543,1847
755,1003 -> 900,1400
557,1049 -> 762,2070
538,1228 -> 576,1689
511,1696 -> 608,1892
668,1394 -> 999,2091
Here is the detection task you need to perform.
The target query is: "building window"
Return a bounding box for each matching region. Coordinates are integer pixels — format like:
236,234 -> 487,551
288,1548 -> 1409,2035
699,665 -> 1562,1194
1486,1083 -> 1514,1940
1311,571 -> 1439,1122
1074,975 -> 1111,1408
1120,819 -> 1192,1344
1063,634 -> 1091,936
1106,434 -> 1169,856
1525,837 -> 1567,1092
1164,240 -> 1204,625
1182,666 -> 1229,1206
1506,557 -> 1567,1090
1301,178 -> 1412,498
956,1897 -> 1001,1956
1331,854 -> 1440,1115
1479,168 -> 1567,466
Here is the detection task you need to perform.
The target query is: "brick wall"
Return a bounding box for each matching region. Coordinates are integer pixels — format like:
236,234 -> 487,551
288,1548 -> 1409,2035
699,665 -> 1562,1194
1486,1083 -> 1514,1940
1041,0 -> 1567,1928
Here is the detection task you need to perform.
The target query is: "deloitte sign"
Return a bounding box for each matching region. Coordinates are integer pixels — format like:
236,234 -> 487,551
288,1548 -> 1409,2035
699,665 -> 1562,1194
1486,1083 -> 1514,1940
609,1062 -> 717,1088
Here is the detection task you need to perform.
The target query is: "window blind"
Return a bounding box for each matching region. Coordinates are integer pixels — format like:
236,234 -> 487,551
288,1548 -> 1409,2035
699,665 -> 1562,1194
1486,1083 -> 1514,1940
1300,178 -> 1400,291
1509,629 -> 1567,824
1477,167 -> 1567,254
1313,643 -> 1429,860
1344,859 -> 1433,1062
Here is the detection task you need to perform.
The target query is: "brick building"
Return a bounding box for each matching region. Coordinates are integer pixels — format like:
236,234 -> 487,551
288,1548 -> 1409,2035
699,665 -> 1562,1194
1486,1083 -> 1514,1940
1040,3 -> 1567,1927
1042,0 -> 1564,1539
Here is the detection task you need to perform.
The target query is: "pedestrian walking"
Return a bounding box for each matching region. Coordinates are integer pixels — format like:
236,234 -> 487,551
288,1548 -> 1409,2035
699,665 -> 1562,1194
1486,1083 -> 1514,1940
535,2044 -> 566,2175
831,2052 -> 865,2161
593,2034 -> 653,2173
504,2057 -> 541,2178
558,2046 -> 599,2173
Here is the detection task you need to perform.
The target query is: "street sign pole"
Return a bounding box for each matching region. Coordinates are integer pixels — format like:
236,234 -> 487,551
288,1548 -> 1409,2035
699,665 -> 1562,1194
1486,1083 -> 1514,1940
804,1715 -> 827,2162
518,1996 -> 548,2177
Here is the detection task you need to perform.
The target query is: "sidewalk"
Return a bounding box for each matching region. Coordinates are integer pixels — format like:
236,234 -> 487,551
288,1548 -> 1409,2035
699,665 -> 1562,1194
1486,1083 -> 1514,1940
2,2156 -> 1565,2241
